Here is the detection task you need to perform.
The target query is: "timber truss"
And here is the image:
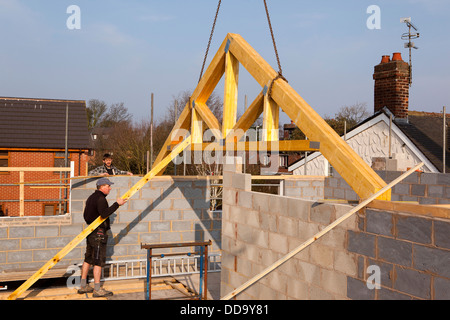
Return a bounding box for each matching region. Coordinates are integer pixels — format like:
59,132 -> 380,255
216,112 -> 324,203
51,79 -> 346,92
155,33 -> 390,201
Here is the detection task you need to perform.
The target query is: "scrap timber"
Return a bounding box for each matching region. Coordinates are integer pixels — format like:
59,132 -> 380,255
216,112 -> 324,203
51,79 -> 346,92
8,33 -> 390,300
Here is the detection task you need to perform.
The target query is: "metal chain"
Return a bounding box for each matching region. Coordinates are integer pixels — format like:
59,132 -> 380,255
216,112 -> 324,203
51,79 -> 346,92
263,0 -> 282,75
198,0 -> 222,84
263,0 -> 287,97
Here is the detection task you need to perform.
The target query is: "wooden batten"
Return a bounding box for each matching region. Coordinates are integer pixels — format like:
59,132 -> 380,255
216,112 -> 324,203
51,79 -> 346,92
222,51 -> 239,138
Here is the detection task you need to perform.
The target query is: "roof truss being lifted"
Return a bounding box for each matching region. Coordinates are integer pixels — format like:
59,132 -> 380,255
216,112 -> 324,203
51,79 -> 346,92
154,33 -> 391,201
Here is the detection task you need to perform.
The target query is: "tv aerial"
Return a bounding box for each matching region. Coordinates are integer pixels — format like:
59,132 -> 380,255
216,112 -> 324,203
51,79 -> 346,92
400,17 -> 420,85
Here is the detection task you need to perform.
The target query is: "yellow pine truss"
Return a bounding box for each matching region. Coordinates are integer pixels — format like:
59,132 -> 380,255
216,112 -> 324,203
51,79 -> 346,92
7,33 -> 389,300
156,33 -> 390,201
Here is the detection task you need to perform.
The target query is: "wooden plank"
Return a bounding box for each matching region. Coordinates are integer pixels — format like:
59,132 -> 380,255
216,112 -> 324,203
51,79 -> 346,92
0,167 -> 72,172
222,51 -> 239,138
226,33 -> 389,200
168,140 -> 319,152
221,162 -> 423,300
262,95 -> 279,141
19,171 -> 24,217
7,138 -> 192,300
193,102 -> 222,140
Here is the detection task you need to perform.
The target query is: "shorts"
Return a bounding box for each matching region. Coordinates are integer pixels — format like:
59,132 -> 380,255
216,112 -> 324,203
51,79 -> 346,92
84,228 -> 108,267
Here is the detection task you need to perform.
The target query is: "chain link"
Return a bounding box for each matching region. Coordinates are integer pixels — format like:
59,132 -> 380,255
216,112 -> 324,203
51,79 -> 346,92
263,0 -> 287,97
198,0 -> 222,84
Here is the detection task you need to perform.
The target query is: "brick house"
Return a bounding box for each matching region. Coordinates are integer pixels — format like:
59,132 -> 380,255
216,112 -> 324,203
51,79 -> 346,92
289,52 -> 449,175
0,97 -> 90,217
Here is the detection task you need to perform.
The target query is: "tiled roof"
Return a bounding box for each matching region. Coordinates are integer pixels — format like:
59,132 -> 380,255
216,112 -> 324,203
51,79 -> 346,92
396,110 -> 450,173
0,97 -> 90,150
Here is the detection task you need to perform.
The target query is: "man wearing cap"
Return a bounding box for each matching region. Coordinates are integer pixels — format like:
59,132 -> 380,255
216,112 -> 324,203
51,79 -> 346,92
77,177 -> 127,297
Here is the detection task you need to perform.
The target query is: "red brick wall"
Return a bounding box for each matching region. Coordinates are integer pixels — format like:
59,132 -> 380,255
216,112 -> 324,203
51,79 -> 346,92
373,54 -> 410,118
0,150 -> 89,217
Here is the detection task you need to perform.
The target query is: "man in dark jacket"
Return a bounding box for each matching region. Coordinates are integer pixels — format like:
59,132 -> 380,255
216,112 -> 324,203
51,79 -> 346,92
77,177 -> 127,297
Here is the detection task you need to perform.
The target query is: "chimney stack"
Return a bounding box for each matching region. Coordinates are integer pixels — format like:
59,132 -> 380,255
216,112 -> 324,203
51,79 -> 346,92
373,52 -> 410,120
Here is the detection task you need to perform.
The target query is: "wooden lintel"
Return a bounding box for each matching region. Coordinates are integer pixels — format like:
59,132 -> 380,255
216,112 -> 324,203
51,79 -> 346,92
168,140 -> 319,152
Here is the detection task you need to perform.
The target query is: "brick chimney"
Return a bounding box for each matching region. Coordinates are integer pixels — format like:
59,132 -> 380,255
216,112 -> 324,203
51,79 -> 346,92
373,52 -> 410,120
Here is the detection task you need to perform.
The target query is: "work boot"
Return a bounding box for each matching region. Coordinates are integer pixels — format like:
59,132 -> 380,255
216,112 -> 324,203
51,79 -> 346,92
93,287 -> 113,297
77,284 -> 94,294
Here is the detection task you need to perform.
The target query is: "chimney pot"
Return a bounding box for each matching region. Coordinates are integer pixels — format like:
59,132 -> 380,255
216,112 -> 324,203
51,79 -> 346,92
392,52 -> 403,61
380,55 -> 390,63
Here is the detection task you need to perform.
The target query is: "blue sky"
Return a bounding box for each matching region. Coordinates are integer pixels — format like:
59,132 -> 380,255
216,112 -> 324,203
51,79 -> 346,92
1,0 -> 449,125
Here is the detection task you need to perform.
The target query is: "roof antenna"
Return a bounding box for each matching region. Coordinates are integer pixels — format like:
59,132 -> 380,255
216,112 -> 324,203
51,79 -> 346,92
400,17 -> 420,86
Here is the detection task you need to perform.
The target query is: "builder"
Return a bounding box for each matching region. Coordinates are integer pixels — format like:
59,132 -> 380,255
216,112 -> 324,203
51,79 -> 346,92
89,153 -> 133,176
77,177 -> 127,297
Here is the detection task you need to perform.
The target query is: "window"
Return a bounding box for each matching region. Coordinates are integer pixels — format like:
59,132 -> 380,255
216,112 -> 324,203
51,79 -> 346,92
43,204 -> 64,216
54,152 -> 67,167
0,151 -> 9,175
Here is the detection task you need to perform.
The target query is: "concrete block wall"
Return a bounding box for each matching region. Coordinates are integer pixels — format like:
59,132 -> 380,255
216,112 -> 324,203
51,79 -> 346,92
0,176 -> 221,276
347,208 -> 450,300
221,164 -> 450,300
283,177 -> 325,200
220,165 -> 360,300
325,170 -> 450,204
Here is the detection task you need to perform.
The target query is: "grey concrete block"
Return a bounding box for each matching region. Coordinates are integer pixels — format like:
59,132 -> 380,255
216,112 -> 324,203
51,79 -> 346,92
161,232 -> 182,243
9,227 -> 34,238
427,185 -> 444,198
346,277 -> 375,300
35,226 -> 59,237
21,238 -> 45,250
378,288 -> 412,300
70,189 -> 94,200
130,199 -> 151,211
393,183 -> 409,195
411,184 -> 426,196
0,227 -> 6,239
378,237 -> 412,267
396,216 -> 431,244
420,173 -> 437,185
60,225 -> 83,236
172,221 -> 192,231
140,188 -> 162,199
367,259 -> 394,288
0,239 -> 20,250
434,277 -> 450,300
418,197 -> 437,205
33,249 -> 58,262
366,210 -> 393,237
46,236 -> 73,248
173,198 -> 193,209
434,220 -> 450,250
70,200 -> 84,213
394,267 -> 431,299
139,232 -> 160,244
310,203 -> 333,225
183,187 -> 204,199
413,244 -> 450,278
8,250 -> 32,263
347,231 -> 376,257
163,210 -> 181,220
437,173 -> 450,185
151,221 -> 170,232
